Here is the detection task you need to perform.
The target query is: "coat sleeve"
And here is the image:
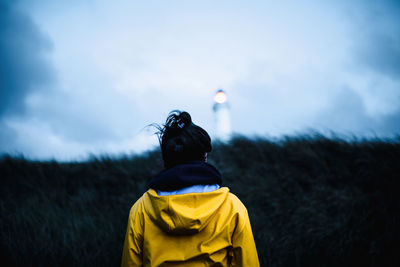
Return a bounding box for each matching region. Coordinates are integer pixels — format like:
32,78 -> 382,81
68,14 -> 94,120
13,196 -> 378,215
121,199 -> 144,267
230,208 -> 260,267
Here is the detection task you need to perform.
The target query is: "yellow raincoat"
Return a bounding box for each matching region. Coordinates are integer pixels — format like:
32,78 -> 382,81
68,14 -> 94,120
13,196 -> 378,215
121,187 -> 259,266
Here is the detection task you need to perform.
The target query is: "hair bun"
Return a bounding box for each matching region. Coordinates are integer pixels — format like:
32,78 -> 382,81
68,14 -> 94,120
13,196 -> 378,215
177,112 -> 191,128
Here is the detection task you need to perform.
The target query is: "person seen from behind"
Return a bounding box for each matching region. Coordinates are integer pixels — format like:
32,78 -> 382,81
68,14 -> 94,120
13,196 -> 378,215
121,110 -> 260,266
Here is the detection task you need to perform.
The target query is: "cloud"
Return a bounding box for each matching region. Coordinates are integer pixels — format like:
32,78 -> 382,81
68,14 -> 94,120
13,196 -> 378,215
338,0 -> 400,136
313,87 -> 373,134
0,1 -> 158,158
379,112 -> 400,135
347,0 -> 400,80
313,86 -> 400,138
0,1 -> 54,117
1,116 -> 158,160
0,1 -> 55,152
356,33 -> 400,79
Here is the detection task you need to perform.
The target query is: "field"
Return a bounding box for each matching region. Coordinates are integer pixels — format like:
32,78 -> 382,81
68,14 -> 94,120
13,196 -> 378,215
1,135 -> 400,266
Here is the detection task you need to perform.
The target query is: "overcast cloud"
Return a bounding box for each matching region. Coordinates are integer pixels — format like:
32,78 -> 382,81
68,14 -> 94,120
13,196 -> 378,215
0,1 -> 54,154
1,0 -> 399,160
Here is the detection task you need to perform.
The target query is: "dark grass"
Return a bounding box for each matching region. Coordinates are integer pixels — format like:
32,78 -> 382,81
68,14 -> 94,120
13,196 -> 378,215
1,135 -> 400,266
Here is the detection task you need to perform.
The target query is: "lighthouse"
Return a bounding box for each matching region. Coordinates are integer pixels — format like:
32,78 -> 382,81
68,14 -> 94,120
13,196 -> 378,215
213,89 -> 231,141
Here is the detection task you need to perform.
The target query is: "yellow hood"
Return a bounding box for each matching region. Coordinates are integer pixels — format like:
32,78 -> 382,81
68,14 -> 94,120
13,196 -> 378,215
144,187 -> 230,234
122,186 -> 260,266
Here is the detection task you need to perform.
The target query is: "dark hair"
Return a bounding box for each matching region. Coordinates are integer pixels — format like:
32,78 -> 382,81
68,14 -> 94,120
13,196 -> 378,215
156,110 -> 212,168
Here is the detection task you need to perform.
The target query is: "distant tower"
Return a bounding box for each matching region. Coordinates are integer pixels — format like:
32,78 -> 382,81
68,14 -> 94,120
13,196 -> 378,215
213,89 -> 231,141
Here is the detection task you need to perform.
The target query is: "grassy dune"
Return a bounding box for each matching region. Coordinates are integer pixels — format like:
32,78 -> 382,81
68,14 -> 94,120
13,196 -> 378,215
1,135 -> 400,266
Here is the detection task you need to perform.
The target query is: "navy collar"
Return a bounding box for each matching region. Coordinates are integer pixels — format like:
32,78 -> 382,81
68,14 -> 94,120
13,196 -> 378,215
149,161 -> 222,191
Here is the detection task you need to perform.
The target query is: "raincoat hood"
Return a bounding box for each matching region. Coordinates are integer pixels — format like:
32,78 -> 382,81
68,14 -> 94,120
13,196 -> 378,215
144,187 -> 230,234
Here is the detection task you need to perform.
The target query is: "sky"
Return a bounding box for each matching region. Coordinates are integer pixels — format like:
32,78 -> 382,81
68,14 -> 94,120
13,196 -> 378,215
1,0 -> 399,160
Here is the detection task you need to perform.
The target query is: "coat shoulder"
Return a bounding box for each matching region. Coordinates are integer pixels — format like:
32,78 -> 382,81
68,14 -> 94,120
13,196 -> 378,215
226,192 -> 248,213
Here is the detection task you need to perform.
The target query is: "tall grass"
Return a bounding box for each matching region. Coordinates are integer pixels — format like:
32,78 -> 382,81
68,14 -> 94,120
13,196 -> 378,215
1,135 -> 400,266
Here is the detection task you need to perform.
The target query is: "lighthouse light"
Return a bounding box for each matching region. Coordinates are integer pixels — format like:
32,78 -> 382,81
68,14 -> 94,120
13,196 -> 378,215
214,91 -> 227,104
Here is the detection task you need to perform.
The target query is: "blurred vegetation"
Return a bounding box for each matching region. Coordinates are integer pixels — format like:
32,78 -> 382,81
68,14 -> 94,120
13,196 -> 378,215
1,135 -> 400,266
